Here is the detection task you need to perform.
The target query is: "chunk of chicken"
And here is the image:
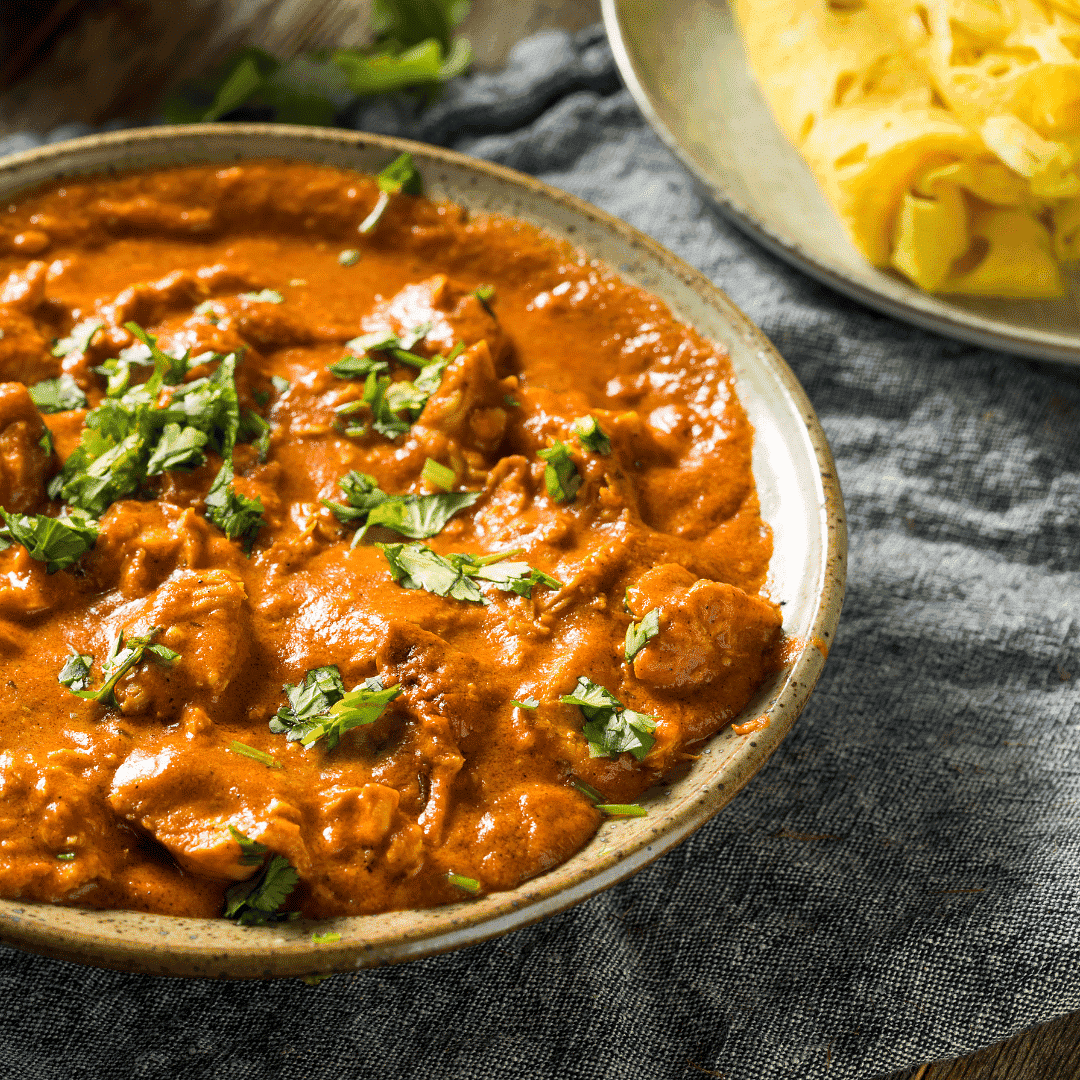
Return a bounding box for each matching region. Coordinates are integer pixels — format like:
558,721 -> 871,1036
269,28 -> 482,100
95,567 -> 250,717
109,742 -> 309,882
626,564 -> 782,691
0,382 -> 53,513
362,274 -> 510,367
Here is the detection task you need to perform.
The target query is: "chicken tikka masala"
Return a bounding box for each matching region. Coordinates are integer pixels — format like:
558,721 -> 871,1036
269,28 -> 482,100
0,157 -> 782,922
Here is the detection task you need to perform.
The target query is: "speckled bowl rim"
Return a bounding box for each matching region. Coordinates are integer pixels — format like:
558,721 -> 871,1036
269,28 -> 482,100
0,125 -> 846,979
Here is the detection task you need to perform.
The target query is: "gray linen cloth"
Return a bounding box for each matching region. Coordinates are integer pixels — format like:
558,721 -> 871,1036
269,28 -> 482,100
2,25 -> 1079,1080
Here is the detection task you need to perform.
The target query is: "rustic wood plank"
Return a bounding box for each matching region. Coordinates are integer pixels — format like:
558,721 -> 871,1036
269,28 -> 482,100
881,1011 -> 1080,1079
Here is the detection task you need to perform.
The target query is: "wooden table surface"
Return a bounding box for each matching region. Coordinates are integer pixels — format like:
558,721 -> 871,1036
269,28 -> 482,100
1,2 -> 1076,1076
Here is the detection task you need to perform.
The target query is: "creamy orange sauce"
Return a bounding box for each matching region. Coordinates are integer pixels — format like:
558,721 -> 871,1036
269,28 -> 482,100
0,161 -> 782,919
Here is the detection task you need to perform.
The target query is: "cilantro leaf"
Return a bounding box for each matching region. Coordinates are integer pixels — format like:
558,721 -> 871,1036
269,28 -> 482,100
204,462 -> 265,553
625,607 -> 660,662
378,543 -> 560,604
360,153 -> 423,233
64,626 -> 180,708
125,322 -> 188,391
512,697 -> 539,710
322,472 -> 478,543
144,421 -> 209,475
239,409 -> 272,462
379,542 -> 484,603
29,374 -> 87,413
0,509 -> 98,573
561,676 -> 657,761
269,665 -> 400,751
51,319 -> 102,359
57,653 -> 94,691
572,415 -> 611,455
366,489 -> 479,539
223,827 -> 300,926
470,559 -> 562,599
271,375 -> 291,394
538,441 -> 582,503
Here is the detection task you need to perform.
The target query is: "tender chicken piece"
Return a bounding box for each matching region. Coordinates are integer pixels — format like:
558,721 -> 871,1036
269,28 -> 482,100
470,782 -> 600,890
0,382 -> 54,512
96,567 -> 251,717
316,783 -> 423,875
0,261 -> 47,312
108,742 -> 308,882
103,269 -> 209,328
0,263 -> 56,384
626,564 -> 782,691
377,621 -> 505,843
412,339 -> 516,463
362,274 -> 510,367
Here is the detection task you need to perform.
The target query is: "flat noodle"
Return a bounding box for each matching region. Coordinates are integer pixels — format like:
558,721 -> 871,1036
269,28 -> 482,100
734,0 -> 1071,296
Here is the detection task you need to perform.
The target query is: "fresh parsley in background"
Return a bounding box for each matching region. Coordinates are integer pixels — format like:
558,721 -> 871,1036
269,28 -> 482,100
164,1 -> 472,126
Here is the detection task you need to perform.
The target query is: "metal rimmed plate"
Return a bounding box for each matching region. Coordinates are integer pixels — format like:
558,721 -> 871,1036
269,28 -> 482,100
604,0 -> 1080,364
0,125 -> 845,978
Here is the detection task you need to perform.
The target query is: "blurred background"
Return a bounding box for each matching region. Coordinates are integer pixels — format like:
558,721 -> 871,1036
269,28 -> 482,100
0,0 -> 600,137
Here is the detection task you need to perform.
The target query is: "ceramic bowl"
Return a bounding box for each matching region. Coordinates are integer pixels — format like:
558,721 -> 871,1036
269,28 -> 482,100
0,126 -> 846,978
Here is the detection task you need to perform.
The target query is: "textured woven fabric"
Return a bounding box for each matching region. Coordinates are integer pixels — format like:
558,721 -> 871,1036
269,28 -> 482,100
2,25 -> 1080,1080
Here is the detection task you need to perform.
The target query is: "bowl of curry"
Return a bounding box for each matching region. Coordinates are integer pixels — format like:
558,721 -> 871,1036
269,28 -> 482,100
0,126 -> 845,978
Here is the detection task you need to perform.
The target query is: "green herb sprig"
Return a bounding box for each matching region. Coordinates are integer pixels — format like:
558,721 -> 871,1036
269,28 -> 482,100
561,677 -> 657,761
223,827 -> 300,925
0,509 -> 98,573
59,626 -> 180,708
378,543 -> 561,605
269,665 -> 401,751
624,608 -> 661,662
538,441 -> 582,503
322,470 -> 479,545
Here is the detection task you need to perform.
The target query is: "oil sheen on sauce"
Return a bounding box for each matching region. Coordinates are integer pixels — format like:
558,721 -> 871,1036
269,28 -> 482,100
0,161 -> 783,919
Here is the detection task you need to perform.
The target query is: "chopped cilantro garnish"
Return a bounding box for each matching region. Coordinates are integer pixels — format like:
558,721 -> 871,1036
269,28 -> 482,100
269,665 -> 401,750
56,852 -> 76,861
360,153 -> 423,233
572,779 -> 605,803
328,352 -> 389,380
228,741 -> 282,769
62,626 -> 180,708
51,319 -> 102,359
271,375 -> 291,394
29,374 -> 87,413
204,462 -> 265,553
625,608 -> 660,662
512,697 -> 539,710
572,415 -> 611,455
594,804 -> 649,817
503,394 -> 520,408
538,440 -> 582,503
312,930 -> 341,944
57,653 -> 94,691
473,284 -> 495,303
38,428 -> 54,456
561,676 -> 657,761
322,472 -> 479,543
422,458 -> 456,491
223,827 -> 300,925
50,325 -> 263,537
239,409 -> 272,462
378,543 -> 561,605
338,249 -> 360,266
239,289 -> 284,304
0,509 -> 98,573
447,873 -> 481,894
144,421 -> 210,476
